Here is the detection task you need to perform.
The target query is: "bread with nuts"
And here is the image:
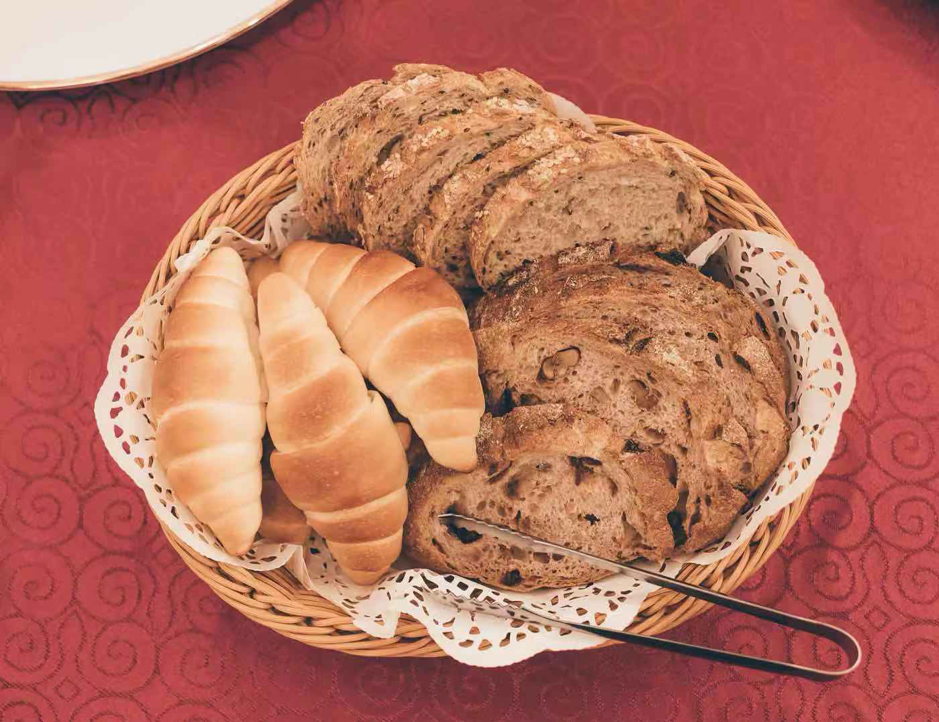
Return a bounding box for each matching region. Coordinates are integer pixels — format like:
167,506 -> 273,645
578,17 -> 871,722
470,244 -> 790,556
404,404 -> 681,591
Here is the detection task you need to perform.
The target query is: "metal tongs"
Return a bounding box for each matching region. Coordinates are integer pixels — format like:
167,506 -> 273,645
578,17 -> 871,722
439,514 -> 861,681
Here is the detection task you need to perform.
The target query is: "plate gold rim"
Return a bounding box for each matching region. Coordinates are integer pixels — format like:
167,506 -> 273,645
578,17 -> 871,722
0,0 -> 294,92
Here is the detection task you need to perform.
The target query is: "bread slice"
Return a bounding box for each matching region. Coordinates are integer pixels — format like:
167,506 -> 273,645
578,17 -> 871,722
412,119 -> 596,291
297,79 -> 394,240
470,247 -> 790,554
332,65 -> 555,248
296,65 -> 480,241
403,404 -> 680,591
471,244 -> 789,402
333,66 -> 488,242
296,64 -> 558,255
467,135 -> 709,289
356,97 -> 557,258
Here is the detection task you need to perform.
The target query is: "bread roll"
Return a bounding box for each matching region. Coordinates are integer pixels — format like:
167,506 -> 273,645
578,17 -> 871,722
152,247 -> 266,556
257,272 -> 408,584
280,240 -> 484,472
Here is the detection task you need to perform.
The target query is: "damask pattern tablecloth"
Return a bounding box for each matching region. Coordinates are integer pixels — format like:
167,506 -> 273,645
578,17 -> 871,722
1,0 -> 938,719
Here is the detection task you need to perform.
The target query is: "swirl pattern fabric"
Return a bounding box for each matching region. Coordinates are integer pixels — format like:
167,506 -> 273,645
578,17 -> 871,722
2,0 -> 938,719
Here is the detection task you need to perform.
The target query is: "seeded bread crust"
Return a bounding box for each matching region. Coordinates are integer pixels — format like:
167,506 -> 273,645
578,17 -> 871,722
403,404 -> 680,591
334,67 -> 491,247
467,135 -> 709,289
470,247 -> 790,558
478,67 -> 553,110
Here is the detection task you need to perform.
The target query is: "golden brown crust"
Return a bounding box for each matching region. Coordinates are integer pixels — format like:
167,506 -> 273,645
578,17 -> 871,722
327,250 -> 415,337
152,248 -> 265,556
259,273 -> 407,579
282,242 -> 485,472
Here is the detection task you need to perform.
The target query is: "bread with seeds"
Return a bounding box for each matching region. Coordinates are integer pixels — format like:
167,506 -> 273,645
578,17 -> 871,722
412,118 -> 596,291
467,134 -> 709,289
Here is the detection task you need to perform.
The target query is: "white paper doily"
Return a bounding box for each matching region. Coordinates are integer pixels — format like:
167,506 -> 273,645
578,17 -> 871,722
95,190 -> 855,666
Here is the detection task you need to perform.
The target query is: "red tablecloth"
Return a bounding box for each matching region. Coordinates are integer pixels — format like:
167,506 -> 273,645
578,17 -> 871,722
2,0 -> 938,719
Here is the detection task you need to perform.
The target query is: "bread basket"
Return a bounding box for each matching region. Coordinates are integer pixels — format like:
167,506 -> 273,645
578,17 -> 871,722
143,116 -> 806,658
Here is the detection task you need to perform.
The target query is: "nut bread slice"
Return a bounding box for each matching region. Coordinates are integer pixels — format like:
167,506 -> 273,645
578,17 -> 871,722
412,119 -> 597,291
403,404 -> 680,591
467,135 -> 709,289
471,248 -> 790,553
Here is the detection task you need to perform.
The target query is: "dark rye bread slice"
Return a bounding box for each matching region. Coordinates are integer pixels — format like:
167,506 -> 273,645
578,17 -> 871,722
331,65 -> 555,252
404,404 -> 680,591
356,96 -> 557,258
412,119 -> 598,291
467,134 -> 709,289
471,249 -> 790,553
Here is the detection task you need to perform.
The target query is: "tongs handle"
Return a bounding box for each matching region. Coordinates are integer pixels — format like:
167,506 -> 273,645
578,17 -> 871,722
439,514 -> 861,681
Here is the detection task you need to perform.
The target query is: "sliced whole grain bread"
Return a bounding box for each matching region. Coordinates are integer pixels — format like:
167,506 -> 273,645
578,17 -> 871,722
297,78 -> 393,240
412,119 -> 597,291
467,135 -> 709,289
403,404 -> 680,591
334,66 -> 489,242
296,64 -> 564,257
470,247 -> 790,554
356,96 -> 557,258
332,65 -> 555,250
297,65 -> 487,244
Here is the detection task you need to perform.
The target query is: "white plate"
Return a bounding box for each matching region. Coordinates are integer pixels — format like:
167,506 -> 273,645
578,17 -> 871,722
0,0 -> 293,91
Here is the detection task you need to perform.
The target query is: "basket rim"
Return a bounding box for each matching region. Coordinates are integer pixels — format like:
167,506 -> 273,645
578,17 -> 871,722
145,114 -> 809,659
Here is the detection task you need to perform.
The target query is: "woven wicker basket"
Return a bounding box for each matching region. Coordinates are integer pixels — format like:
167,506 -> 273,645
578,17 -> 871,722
143,116 -> 807,659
